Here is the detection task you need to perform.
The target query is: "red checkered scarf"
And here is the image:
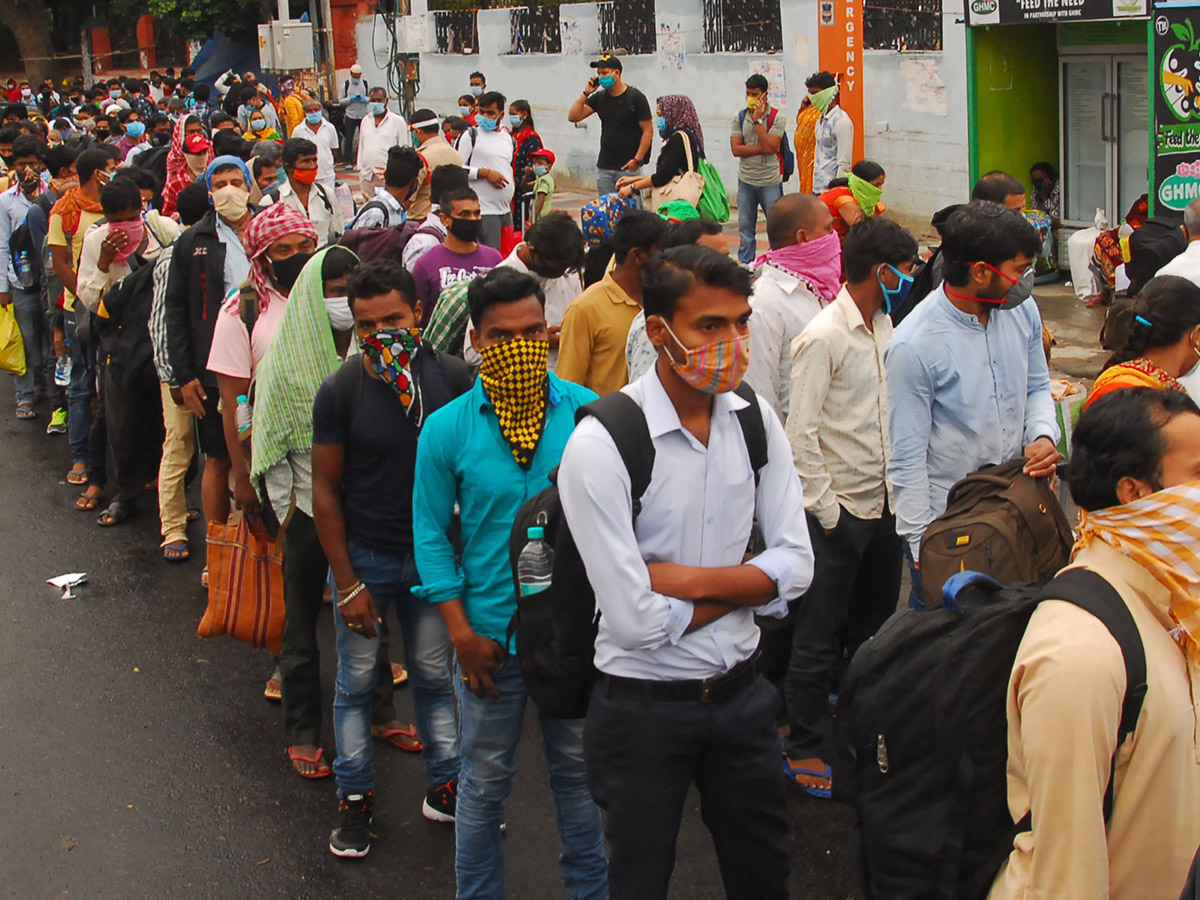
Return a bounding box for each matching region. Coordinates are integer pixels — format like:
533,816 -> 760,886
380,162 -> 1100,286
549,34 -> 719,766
243,202 -> 319,310
163,115 -> 210,215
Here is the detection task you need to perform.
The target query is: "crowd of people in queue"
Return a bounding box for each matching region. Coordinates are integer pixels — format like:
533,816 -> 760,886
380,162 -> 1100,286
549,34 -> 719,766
3,54 -> 1200,900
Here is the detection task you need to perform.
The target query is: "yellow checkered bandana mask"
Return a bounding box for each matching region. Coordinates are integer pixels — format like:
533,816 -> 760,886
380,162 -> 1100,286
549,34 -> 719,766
479,338 -> 550,470
1075,481 -> 1200,660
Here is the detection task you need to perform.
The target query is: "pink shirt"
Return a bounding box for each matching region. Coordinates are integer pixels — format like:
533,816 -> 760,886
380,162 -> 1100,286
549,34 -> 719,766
206,287 -> 287,380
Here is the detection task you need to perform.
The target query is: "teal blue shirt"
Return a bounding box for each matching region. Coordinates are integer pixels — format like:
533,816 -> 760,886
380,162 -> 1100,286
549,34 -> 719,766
412,372 -> 598,644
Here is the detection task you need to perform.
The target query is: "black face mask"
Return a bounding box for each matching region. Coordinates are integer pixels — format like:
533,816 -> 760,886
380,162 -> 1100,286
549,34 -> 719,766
448,216 -> 481,243
271,251 -> 314,292
95,129 -> 109,140
153,132 -> 170,146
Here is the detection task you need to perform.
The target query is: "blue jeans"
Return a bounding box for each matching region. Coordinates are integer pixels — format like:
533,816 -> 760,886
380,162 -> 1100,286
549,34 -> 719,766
9,286 -> 44,405
332,544 -> 460,794
597,167 -> 639,198
455,655 -> 607,900
737,181 -> 784,264
904,542 -> 926,610
63,308 -> 93,464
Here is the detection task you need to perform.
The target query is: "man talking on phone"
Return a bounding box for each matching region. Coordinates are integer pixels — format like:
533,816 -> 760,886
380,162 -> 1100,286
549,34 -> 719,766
568,55 -> 653,198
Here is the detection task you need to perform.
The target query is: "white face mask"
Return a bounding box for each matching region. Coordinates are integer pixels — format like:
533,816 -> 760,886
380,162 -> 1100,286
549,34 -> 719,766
324,295 -> 354,331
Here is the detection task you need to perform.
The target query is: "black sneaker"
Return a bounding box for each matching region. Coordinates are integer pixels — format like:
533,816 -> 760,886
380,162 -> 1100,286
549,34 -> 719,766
329,792 -> 374,858
422,779 -> 456,823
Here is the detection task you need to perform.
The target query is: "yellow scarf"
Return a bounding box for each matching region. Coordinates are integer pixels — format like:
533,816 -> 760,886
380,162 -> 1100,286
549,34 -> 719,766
1074,481 -> 1200,659
479,338 -> 550,470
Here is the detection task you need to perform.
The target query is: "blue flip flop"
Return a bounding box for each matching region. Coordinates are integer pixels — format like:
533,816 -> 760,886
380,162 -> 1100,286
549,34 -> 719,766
784,758 -> 833,800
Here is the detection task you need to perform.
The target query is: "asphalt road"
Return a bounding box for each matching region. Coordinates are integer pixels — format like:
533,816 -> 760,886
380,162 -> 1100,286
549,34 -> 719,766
0,406 -> 858,900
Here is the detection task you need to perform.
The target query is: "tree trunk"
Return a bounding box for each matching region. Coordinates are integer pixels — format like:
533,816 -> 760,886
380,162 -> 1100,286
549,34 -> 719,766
0,0 -> 58,84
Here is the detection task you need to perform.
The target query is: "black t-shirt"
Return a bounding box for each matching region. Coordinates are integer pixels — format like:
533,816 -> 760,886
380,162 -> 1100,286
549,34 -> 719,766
586,85 -> 652,170
312,365 -> 420,557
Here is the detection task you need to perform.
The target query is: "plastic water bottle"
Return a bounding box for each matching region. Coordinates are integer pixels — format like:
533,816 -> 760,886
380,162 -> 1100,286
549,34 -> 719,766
15,250 -> 31,287
54,353 -> 70,386
236,394 -> 252,440
517,524 -> 554,596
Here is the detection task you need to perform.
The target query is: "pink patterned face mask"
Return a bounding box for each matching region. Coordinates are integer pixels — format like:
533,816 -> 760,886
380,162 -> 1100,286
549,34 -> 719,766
660,319 -> 750,394
107,219 -> 145,264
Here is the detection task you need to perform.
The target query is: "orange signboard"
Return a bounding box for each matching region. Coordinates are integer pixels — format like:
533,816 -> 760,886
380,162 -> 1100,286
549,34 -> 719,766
818,0 -> 865,161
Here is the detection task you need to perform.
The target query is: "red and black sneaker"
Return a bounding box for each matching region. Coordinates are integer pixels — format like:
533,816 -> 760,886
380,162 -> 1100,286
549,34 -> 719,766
422,779 -> 457,823
329,791 -> 374,858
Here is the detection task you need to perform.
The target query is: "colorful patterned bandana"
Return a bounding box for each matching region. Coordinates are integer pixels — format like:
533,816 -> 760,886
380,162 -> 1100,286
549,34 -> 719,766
660,320 -> 750,394
479,338 -> 550,469
359,327 -> 421,418
1074,481 -> 1200,660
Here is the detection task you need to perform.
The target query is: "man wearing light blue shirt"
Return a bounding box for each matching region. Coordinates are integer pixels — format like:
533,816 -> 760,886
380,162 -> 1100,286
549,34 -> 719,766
0,135 -> 46,418
413,267 -> 607,900
885,201 -> 1061,608
558,245 -> 813,900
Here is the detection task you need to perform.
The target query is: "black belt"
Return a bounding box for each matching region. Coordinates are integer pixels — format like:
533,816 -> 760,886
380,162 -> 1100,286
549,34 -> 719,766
599,652 -> 760,704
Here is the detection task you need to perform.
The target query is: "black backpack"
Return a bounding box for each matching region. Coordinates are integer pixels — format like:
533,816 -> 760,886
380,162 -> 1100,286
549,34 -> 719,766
9,219 -> 38,290
1127,216 -> 1188,295
832,568 -> 1147,900
507,382 -> 769,719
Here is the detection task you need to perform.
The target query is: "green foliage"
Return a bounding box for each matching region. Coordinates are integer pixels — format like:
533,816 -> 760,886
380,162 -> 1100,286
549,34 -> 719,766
113,0 -> 262,40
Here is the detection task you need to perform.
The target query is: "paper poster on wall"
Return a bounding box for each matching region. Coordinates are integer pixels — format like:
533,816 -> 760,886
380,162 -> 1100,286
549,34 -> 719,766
658,24 -> 684,71
900,58 -> 947,116
398,14 -> 429,54
748,58 -> 787,114
560,14 -> 582,56
1152,1 -> 1200,216
794,36 -> 810,67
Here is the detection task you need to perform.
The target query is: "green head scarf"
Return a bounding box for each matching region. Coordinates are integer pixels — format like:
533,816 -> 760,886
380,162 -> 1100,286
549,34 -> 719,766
250,244 -> 358,482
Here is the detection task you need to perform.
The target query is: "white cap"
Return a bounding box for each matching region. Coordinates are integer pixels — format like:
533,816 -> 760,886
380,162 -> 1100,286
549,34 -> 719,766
350,64 -> 363,76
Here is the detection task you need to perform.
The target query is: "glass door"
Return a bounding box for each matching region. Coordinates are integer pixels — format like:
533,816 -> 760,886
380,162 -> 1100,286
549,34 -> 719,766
1115,56 -> 1150,221
1061,56 -> 1112,225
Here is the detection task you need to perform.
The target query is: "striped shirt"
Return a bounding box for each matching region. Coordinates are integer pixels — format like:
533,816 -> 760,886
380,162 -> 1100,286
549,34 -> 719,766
150,244 -> 176,385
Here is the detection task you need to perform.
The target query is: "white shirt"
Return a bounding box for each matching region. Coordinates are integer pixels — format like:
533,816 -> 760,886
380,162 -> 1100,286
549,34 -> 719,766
744,263 -> 826,421
557,368 -> 814,681
262,180 -> 344,246
458,128 -> 516,216
352,186 -> 407,229
499,243 -> 582,369
625,310 -> 657,382
291,119 -> 340,190
402,216 -> 446,271
1156,239 -> 1200,285
355,111 -> 407,181
123,141 -> 152,167
786,288 -> 893,531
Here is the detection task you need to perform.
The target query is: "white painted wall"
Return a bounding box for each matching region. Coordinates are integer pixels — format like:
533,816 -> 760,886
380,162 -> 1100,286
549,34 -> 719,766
353,0 -> 971,225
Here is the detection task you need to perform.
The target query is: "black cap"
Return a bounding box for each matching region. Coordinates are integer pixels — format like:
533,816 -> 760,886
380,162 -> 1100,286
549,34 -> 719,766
590,54 -> 623,72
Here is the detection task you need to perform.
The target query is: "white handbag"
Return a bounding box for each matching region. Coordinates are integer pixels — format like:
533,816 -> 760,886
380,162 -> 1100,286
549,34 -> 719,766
649,131 -> 705,212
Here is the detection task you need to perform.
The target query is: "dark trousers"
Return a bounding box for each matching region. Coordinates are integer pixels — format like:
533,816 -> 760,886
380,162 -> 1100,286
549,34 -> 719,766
279,509 -> 394,747
86,361 -> 107,487
104,364 -> 164,504
785,506 -> 902,760
342,115 -> 361,160
584,674 -> 789,900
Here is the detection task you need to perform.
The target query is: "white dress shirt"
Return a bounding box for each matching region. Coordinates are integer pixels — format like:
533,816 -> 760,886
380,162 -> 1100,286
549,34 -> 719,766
557,368 -> 814,681
458,128 -> 516,216
624,310 -> 658,382
262,180 -> 344,246
744,263 -> 827,421
355,110 -> 407,183
291,119 -> 340,191
786,288 -> 893,531
1156,239 -> 1200,285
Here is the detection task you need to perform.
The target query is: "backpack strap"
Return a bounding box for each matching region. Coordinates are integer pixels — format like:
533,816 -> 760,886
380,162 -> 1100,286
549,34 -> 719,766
314,182 -> 334,216
732,381 -> 769,485
1032,568 -> 1147,825
575,392 -> 655,515
238,282 -> 259,340
348,198 -> 388,230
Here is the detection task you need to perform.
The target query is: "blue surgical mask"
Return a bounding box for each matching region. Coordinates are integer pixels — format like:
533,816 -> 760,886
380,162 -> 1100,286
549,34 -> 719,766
598,75 -> 616,90
125,121 -> 145,139
470,85 -> 483,97
478,115 -> 498,132
876,263 -> 914,315
369,101 -> 387,117
250,118 -> 266,131
305,111 -> 323,125
533,164 -> 548,177
109,88 -> 121,100
509,113 -> 523,129
459,104 -> 472,116
655,116 -> 667,137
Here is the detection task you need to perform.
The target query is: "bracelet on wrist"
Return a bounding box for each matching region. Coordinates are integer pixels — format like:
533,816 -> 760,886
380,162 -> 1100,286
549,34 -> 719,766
337,583 -> 366,608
